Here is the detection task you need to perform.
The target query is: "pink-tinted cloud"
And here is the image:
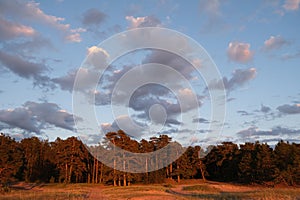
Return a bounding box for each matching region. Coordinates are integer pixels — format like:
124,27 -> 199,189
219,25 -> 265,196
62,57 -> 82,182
227,42 -> 253,63
0,0 -> 83,43
283,0 -> 300,11
0,17 -> 35,40
263,35 -> 289,51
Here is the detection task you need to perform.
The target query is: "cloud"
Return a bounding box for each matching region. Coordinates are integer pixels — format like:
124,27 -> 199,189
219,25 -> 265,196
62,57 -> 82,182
82,8 -> 106,26
277,104 -> 300,114
53,68 -> 99,92
0,0 -> 68,30
0,0 -> 83,43
54,46 -> 109,92
0,17 -> 36,40
199,0 -> 227,32
263,35 -> 289,51
0,50 -> 48,82
125,15 -> 161,29
237,126 -> 300,139
260,104 -> 271,113
65,28 -> 86,43
0,108 -> 40,133
208,68 -> 257,93
237,110 -> 252,116
227,42 -> 253,63
142,50 -> 195,80
283,0 -> 300,11
280,51 -> 300,60
0,102 -> 77,134
192,118 -> 209,123
24,101 -> 76,131
101,115 -> 145,139
86,46 -> 109,69
3,36 -> 53,55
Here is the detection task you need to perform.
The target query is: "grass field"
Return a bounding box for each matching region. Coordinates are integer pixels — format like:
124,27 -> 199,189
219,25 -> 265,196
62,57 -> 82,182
1,181 -> 300,200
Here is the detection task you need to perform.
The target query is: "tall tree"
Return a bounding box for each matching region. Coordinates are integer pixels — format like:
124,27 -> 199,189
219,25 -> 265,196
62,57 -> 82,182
0,134 -> 23,185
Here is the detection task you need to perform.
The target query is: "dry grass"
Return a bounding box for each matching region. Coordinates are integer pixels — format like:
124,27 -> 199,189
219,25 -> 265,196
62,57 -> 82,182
1,181 -> 300,200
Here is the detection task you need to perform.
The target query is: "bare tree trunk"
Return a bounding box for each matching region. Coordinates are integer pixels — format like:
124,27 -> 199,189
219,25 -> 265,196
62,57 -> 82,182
199,160 -> 206,182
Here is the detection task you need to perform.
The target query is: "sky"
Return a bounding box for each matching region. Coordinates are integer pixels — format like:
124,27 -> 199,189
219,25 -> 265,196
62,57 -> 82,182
0,0 -> 299,147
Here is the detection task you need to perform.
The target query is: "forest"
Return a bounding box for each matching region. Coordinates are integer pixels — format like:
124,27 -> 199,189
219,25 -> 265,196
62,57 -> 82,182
1,130 -> 300,188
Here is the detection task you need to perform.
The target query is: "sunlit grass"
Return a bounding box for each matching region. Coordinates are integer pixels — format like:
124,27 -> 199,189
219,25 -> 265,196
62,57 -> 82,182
1,183 -> 300,200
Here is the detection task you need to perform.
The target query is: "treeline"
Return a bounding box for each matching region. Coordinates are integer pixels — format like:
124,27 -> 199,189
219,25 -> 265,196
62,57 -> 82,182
1,131 -> 300,187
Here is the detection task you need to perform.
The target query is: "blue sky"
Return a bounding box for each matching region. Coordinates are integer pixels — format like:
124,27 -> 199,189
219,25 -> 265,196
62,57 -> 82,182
0,0 -> 299,146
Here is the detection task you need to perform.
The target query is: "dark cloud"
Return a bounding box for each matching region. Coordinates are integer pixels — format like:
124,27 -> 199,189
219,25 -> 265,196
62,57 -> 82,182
260,104 -> 271,113
25,101 -> 76,131
0,50 -> 47,79
208,68 -> 257,93
142,50 -> 195,80
101,115 -> 145,139
52,70 -> 76,92
192,118 -> 209,123
237,126 -> 300,137
237,110 -> 252,116
82,8 -> 106,27
0,108 -> 40,133
277,104 -> 300,114
0,102 -> 77,134
0,50 -> 54,88
3,36 -> 53,55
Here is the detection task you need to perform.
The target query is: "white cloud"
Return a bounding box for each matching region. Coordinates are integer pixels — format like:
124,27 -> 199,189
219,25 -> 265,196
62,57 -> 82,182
227,42 -> 253,63
125,16 -> 161,29
263,35 -> 289,51
86,46 -> 109,69
65,33 -> 82,43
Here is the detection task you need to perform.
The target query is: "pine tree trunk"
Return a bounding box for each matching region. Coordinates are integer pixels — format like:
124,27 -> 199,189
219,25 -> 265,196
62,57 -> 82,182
95,160 -> 99,184
68,164 -> 73,183
65,163 -> 68,183
113,159 -> 117,186
100,163 -> 103,184
92,157 -> 96,183
170,164 -> 173,179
